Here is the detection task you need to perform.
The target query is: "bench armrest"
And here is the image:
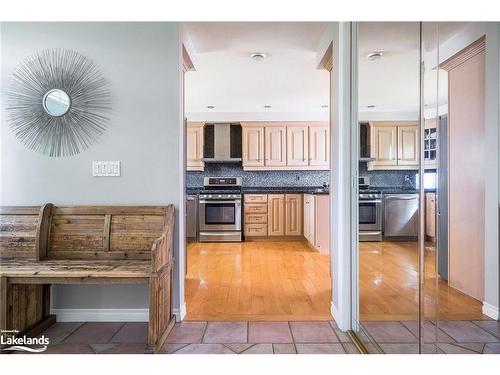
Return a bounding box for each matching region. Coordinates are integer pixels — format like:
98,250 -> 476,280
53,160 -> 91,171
150,205 -> 175,273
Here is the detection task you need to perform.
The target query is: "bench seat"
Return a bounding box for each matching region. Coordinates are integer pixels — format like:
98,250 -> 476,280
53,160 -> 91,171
0,259 -> 151,282
0,204 -> 175,353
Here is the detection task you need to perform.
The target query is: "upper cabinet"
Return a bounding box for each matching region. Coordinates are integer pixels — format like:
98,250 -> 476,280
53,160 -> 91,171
241,122 -> 329,171
287,125 -> 309,166
309,125 -> 330,167
264,125 -> 287,167
242,125 -> 265,167
368,121 -> 419,170
186,122 -> 204,171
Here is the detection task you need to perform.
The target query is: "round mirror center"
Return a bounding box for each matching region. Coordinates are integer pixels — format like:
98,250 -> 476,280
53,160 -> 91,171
43,89 -> 71,117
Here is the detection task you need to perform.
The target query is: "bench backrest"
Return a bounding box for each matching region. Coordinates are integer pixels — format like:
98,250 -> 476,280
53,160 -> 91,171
1,204 -> 173,261
0,206 -> 42,259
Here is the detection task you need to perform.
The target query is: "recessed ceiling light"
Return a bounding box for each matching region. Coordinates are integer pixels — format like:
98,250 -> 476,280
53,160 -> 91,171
206,105 -> 215,109
367,52 -> 383,61
321,105 -> 329,108
250,53 -> 267,62
367,105 -> 375,108
264,105 -> 272,109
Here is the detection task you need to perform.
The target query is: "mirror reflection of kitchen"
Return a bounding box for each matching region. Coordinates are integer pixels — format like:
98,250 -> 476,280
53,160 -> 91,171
356,22 -> 492,353
356,22 -> 421,352
182,23 -> 334,323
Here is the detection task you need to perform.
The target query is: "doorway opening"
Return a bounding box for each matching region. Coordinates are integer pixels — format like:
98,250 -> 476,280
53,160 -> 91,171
181,22 -> 334,323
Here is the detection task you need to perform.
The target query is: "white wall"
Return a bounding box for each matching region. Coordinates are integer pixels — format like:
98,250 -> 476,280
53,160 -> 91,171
316,22 -> 353,331
1,22 -> 182,320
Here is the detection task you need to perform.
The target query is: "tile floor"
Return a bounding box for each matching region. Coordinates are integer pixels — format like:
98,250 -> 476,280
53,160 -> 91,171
360,320 -> 500,354
10,319 -> 500,354
20,320 -> 356,354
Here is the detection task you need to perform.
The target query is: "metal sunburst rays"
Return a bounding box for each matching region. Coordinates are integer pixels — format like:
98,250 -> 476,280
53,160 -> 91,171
5,49 -> 111,157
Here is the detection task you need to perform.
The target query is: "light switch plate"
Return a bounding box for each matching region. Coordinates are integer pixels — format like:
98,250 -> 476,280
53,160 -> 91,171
92,161 -> 121,177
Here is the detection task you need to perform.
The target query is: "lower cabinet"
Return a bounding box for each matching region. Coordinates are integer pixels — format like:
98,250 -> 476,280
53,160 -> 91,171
303,194 -> 330,253
285,194 -> 303,236
425,192 -> 436,240
268,194 -> 285,236
303,194 -> 315,244
244,194 -> 302,238
244,194 -> 268,237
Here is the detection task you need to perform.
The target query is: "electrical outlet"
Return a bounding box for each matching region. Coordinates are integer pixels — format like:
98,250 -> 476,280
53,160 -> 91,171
296,175 -> 301,181
92,161 -> 120,177
404,175 -> 410,182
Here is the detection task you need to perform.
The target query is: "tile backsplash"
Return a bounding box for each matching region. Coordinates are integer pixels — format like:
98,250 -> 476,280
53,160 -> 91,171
187,163 -> 416,189
359,162 -> 417,188
186,163 -> 329,188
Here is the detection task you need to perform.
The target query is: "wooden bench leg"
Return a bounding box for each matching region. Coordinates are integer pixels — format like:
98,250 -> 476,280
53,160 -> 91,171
0,277 -> 7,331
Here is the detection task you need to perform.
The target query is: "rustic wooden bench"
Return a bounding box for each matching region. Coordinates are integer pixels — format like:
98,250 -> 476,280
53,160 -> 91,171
0,204 -> 175,353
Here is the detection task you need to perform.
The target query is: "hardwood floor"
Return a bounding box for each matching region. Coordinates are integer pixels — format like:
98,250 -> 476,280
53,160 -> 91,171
359,241 -> 488,321
185,239 -> 487,322
185,241 -> 332,321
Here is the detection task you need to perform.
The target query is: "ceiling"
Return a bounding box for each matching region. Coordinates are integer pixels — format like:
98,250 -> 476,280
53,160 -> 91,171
358,22 -> 484,120
184,22 -> 330,121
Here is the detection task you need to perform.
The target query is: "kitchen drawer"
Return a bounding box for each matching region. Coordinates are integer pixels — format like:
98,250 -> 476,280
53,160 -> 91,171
245,213 -> 267,224
244,224 -> 268,237
244,203 -> 267,214
244,194 -> 268,204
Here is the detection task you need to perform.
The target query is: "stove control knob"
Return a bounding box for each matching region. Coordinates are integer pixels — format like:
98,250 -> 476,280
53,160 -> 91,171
218,194 -> 222,198
208,195 -> 212,198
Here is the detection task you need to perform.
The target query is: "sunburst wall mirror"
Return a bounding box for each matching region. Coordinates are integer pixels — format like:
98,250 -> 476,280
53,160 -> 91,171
5,49 -> 112,157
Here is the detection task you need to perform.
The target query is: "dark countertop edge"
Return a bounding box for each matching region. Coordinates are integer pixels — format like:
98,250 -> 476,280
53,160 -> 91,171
186,186 -> 330,195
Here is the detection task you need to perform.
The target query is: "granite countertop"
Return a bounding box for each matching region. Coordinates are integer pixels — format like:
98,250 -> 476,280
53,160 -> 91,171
374,187 -> 419,194
186,186 -> 330,195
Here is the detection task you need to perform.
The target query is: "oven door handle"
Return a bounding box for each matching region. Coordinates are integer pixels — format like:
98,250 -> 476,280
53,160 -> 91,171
359,200 -> 382,204
199,200 -> 241,204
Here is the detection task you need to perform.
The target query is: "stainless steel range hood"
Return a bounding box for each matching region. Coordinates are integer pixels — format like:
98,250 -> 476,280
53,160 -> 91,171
203,123 -> 242,163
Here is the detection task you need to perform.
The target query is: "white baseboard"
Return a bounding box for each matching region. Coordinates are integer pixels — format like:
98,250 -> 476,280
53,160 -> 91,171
52,308 -> 149,322
482,302 -> 500,320
173,302 -> 187,321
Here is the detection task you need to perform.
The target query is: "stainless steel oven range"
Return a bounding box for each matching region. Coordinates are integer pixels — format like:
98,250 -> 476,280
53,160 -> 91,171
358,177 -> 383,241
198,177 -> 242,242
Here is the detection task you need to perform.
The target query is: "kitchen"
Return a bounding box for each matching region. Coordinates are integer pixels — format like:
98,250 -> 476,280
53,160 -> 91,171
182,23 -> 333,321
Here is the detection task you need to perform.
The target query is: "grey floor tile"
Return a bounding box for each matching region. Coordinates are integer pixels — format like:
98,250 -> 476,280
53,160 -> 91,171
439,321 -> 499,343
472,321 -> 500,339
203,322 -> 247,344
63,322 -> 125,344
166,322 -> 206,344
483,343 -> 500,354
362,321 -> 417,343
290,321 -> 338,343
273,343 -> 297,354
240,343 -> 274,354
379,343 -> 419,354
110,322 -> 148,344
174,343 -> 235,354
38,322 -> 84,345
296,343 -> 346,354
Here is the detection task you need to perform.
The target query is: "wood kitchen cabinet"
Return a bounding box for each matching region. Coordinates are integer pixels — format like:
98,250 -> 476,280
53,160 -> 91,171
265,125 -> 287,166
285,194 -> 303,236
268,194 -> 285,236
241,122 -> 329,171
244,194 -> 268,237
425,192 -> 436,240
186,122 -> 204,171
303,194 -> 330,253
368,122 -> 419,170
309,125 -> 330,167
303,194 -> 315,244
242,125 -> 265,167
397,125 -> 419,167
287,125 -> 309,166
